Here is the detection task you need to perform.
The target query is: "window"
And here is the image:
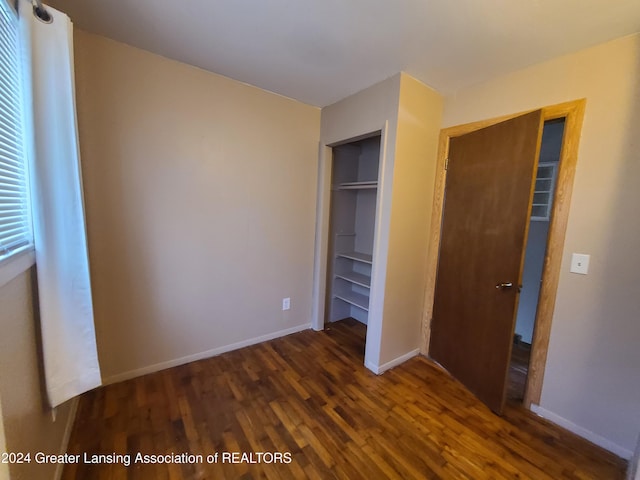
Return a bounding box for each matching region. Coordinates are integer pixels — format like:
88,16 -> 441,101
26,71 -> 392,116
0,0 -> 32,264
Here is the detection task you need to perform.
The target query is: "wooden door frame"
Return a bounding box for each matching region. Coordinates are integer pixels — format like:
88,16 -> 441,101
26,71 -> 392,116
420,99 -> 586,409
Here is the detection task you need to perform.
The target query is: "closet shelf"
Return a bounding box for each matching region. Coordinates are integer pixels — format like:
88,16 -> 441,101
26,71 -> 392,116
335,271 -> 371,288
334,181 -> 378,190
334,291 -> 369,311
336,251 -> 373,264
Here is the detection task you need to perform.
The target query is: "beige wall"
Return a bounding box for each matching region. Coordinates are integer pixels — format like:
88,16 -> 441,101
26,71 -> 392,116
73,30 -> 321,381
0,269 -> 74,479
380,73 -> 442,364
443,34 -> 640,456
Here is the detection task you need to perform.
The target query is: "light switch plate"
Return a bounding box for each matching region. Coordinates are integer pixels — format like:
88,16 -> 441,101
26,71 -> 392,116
570,253 -> 590,275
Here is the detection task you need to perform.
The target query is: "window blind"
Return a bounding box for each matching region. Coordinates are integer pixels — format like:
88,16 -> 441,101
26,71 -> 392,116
0,0 -> 31,263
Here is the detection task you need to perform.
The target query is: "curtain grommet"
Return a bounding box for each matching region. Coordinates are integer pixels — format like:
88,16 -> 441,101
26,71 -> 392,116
33,5 -> 53,24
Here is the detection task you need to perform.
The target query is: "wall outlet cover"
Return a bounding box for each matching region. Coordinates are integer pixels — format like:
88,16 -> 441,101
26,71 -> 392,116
570,253 -> 590,275
282,297 -> 291,310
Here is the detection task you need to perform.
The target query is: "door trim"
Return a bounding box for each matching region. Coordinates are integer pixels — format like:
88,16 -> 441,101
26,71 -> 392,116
420,99 -> 586,409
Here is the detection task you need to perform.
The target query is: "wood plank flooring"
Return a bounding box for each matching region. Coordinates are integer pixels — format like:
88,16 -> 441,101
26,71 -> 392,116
63,319 -> 627,479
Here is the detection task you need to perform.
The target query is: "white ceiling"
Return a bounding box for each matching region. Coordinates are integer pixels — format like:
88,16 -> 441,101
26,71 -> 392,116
46,0 -> 640,107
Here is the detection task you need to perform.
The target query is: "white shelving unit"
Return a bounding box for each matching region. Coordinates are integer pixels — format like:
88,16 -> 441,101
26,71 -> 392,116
531,162 -> 557,221
325,136 -> 380,325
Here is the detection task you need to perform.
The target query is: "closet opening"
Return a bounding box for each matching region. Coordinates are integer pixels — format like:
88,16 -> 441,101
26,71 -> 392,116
508,118 -> 565,404
323,133 -> 381,360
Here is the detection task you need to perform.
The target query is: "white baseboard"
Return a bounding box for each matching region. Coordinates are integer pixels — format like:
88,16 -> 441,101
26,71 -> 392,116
365,348 -> 420,375
103,323 -> 311,385
530,404 -> 633,460
54,396 -> 79,480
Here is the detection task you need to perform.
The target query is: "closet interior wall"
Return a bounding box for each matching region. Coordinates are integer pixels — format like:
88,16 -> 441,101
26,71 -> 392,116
325,136 -> 381,326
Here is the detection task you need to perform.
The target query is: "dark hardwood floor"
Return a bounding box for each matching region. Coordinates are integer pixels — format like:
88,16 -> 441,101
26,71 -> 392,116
63,319 -> 626,479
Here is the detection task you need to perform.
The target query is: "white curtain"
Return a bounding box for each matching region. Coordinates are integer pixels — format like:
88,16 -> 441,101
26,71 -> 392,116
19,1 -> 101,407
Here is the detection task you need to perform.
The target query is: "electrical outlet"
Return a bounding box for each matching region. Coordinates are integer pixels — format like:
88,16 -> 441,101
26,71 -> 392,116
282,297 -> 290,311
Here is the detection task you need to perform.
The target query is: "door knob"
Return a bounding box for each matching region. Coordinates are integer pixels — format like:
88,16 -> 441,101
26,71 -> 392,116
495,282 -> 513,289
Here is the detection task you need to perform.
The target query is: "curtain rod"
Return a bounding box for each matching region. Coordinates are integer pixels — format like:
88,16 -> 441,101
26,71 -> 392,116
33,0 -> 52,23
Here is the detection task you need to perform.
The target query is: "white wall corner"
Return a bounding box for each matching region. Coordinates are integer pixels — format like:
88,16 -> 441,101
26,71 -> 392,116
530,404 -> 633,460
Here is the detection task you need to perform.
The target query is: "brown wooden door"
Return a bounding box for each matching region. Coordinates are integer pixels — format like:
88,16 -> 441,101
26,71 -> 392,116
429,110 -> 544,414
